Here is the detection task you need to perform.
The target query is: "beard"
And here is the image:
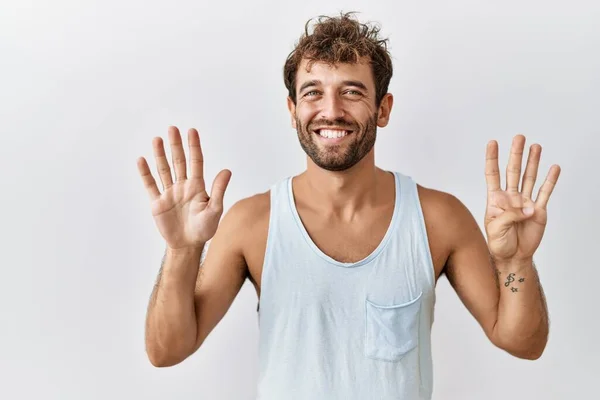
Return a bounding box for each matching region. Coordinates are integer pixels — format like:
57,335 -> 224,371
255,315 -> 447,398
295,113 -> 378,172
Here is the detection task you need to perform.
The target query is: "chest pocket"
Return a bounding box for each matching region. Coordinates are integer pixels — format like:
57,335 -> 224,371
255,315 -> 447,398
364,290 -> 423,362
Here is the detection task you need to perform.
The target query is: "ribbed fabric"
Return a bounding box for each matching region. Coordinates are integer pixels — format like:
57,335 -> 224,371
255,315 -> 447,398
256,171 -> 436,400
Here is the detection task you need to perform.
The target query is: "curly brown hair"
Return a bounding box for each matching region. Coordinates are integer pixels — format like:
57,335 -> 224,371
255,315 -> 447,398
283,11 -> 393,107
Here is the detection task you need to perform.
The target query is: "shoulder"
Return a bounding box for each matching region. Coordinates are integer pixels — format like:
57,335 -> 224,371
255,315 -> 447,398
416,184 -> 464,217
218,190 -> 271,251
223,190 -> 271,229
221,191 -> 271,274
416,183 -> 481,245
207,190 -> 271,260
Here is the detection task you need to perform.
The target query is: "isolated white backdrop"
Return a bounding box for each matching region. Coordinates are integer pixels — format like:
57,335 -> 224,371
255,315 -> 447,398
1,0 -> 598,399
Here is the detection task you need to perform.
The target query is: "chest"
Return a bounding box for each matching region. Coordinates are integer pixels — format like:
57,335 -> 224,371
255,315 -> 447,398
297,202 -> 395,264
245,213 -> 448,300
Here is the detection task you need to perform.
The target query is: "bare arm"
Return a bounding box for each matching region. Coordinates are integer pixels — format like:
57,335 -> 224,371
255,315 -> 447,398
492,257 -> 548,359
443,135 -> 559,360
191,199 -> 250,353
145,245 -> 204,367
137,125 -> 250,367
444,196 -> 548,360
144,200 -> 249,367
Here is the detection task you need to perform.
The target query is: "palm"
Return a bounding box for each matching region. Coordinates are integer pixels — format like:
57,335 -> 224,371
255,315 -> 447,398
484,135 -> 560,263
151,179 -> 218,247
137,126 -> 232,250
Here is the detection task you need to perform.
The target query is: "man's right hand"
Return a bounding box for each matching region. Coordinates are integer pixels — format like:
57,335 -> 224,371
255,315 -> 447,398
137,126 -> 232,250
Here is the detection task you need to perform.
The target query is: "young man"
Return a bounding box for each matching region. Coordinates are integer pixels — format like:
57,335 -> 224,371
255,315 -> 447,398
137,12 -> 561,400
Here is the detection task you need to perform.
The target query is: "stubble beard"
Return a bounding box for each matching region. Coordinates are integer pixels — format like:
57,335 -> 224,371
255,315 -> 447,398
295,113 -> 378,172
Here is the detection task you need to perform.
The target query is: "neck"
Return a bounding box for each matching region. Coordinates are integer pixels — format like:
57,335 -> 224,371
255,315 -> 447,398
296,150 -> 389,214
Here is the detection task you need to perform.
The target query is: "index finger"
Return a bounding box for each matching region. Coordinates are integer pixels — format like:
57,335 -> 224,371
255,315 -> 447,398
485,140 -> 501,192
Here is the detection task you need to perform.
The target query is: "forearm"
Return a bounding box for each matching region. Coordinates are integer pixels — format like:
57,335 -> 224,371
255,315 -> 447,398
492,258 -> 549,359
145,245 -> 204,366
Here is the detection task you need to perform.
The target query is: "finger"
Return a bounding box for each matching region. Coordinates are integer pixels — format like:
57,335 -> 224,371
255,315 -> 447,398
485,140 -> 501,193
188,128 -> 205,185
168,126 -> 187,181
521,144 -> 542,199
208,169 -> 233,213
488,207 -> 535,236
490,190 -> 525,210
535,164 -> 561,210
506,134 -> 526,193
137,157 -> 161,200
490,190 -> 510,210
153,136 -> 173,190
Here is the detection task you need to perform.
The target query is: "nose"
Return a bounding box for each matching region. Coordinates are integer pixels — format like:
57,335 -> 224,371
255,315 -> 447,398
318,93 -> 345,121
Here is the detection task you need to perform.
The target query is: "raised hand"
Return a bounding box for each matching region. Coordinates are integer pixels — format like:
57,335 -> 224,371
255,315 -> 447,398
137,126 -> 232,250
484,134 -> 561,263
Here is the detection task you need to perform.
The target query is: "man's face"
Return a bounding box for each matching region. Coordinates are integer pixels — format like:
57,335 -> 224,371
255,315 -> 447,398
288,58 -> 392,171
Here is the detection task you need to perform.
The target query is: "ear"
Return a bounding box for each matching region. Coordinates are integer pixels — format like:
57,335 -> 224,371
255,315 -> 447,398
287,96 -> 297,129
376,93 -> 394,128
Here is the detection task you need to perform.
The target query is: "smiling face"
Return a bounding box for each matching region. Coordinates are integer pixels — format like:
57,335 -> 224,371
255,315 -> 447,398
288,58 -> 393,171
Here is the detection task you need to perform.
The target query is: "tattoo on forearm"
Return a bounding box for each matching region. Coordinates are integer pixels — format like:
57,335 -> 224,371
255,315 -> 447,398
500,272 -> 528,293
504,273 -> 516,287
497,261 -> 548,332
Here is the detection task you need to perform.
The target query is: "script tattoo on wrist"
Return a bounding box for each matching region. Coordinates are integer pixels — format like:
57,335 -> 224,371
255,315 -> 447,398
503,272 -> 526,293
504,273 -> 515,286
490,257 -> 528,294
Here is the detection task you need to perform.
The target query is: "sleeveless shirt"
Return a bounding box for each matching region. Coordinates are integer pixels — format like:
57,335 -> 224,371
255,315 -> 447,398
255,171 -> 436,399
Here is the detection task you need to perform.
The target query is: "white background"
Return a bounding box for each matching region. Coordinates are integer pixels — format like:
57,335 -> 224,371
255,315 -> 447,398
1,0 -> 598,399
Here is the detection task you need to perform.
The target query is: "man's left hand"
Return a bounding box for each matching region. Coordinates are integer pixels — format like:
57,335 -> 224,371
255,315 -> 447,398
484,134 -> 561,266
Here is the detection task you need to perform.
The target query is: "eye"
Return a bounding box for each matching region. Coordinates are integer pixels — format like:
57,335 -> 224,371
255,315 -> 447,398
303,90 -> 321,97
344,90 -> 363,97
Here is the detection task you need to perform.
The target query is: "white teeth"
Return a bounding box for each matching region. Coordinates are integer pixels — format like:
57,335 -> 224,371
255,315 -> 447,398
319,129 -> 348,139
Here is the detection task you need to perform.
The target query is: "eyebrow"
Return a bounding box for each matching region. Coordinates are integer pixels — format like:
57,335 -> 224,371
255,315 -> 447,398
298,80 -> 369,94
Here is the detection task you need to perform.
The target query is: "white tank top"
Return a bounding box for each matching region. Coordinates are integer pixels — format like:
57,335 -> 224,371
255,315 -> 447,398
256,171 -> 436,399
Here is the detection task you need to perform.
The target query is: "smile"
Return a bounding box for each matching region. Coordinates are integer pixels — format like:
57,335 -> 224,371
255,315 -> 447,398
314,129 -> 353,139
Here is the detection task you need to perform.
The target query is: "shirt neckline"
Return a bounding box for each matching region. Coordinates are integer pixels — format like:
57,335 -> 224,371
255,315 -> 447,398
286,171 -> 402,268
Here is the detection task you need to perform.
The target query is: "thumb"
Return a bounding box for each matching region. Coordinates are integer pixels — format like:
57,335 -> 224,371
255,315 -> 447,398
208,169 -> 232,212
494,206 -> 535,227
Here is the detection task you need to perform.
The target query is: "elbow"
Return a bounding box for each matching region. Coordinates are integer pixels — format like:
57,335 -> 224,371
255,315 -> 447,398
492,331 -> 548,360
490,317 -> 549,360
145,339 -> 195,368
146,350 -> 176,368
503,343 -> 546,360
144,316 -> 202,367
146,346 -> 188,368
